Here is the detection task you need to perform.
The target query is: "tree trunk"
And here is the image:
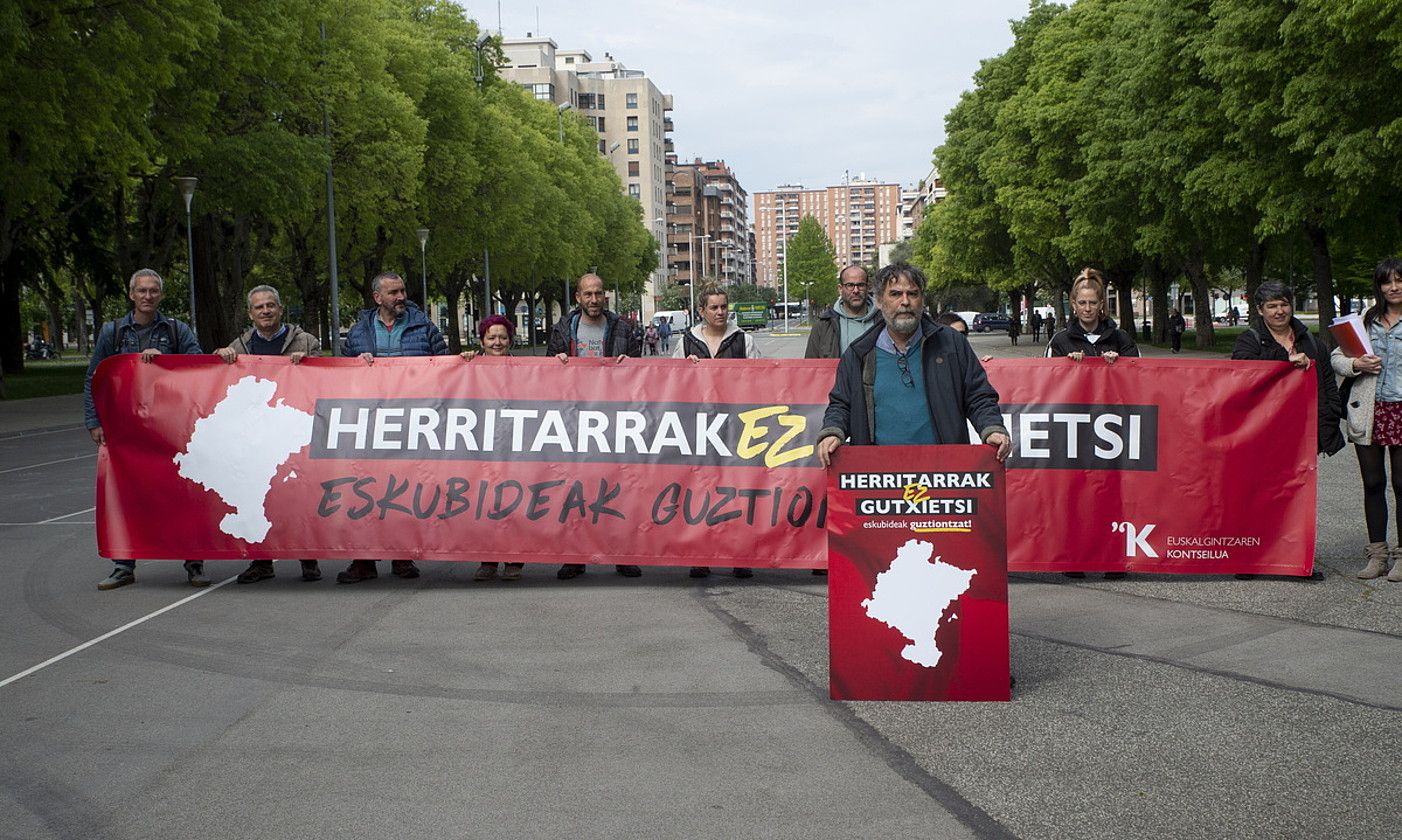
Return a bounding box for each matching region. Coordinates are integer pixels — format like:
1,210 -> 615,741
1244,239 -> 1268,331
1107,265 -> 1136,332
444,277 -> 463,355
74,296 -> 89,355
1303,221 -> 1335,348
1147,258 -> 1170,343
1182,249 -> 1214,349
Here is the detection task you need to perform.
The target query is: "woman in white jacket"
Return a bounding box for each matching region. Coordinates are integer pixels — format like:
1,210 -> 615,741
1332,257 -> 1402,581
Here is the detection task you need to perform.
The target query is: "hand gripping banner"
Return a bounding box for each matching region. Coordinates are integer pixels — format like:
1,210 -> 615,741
93,354 -> 1318,574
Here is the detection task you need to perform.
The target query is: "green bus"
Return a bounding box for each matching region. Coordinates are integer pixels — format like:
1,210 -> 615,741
733,301 -> 768,331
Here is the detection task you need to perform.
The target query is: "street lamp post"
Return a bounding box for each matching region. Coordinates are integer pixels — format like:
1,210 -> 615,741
557,102 -> 573,144
689,233 -> 711,325
781,236 -> 791,335
173,177 -> 198,337
416,227 -> 430,313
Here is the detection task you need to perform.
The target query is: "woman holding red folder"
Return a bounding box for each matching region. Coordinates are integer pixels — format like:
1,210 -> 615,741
1331,258 -> 1402,581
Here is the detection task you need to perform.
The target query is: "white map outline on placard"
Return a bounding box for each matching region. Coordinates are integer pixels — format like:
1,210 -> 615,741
173,376 -> 314,543
861,538 -> 976,669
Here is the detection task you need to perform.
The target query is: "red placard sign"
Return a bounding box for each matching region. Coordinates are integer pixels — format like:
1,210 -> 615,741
828,445 -> 1009,701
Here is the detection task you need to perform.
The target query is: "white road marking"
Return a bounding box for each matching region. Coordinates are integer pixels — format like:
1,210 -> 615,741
0,506 -> 98,527
0,453 -> 96,475
0,575 -> 237,691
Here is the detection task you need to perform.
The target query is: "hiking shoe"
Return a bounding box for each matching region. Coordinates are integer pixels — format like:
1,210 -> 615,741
98,567 -> 135,591
689,567 -> 711,578
185,561 -> 211,588
732,567 -> 753,579
391,560 -> 420,579
501,563 -> 524,581
474,563 -> 498,582
615,565 -> 642,578
237,561 -> 275,584
337,560 -> 378,584
300,560 -> 321,582
557,564 -> 585,579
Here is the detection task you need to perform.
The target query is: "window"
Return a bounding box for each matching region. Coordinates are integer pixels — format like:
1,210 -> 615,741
578,92 -> 596,109
628,184 -> 641,198
627,116 -> 639,132
597,93 -> 606,109
627,138 -> 639,154
564,56 -> 575,64
628,161 -> 640,177
594,116 -> 605,132
626,92 -> 638,109
522,83 -> 554,101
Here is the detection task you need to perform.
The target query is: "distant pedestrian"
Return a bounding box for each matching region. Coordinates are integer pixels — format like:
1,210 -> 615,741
644,323 -> 658,356
1045,311 -> 1056,337
1168,308 -> 1186,353
657,317 -> 672,354
1008,314 -> 1020,346
1030,311 -> 1043,342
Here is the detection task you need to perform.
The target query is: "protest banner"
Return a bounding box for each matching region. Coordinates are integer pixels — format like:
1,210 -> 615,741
827,445 -> 1009,701
93,354 -> 1317,575
95,355 -> 833,567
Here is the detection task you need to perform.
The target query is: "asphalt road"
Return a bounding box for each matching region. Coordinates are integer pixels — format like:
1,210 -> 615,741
0,327 -> 1397,839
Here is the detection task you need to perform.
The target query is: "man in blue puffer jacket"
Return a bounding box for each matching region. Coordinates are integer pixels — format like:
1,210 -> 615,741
336,271 -> 448,584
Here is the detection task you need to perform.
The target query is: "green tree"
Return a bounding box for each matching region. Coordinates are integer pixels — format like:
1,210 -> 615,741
785,216 -> 837,311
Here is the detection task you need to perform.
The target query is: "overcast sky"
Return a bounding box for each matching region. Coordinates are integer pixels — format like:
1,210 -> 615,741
466,0 -> 1036,193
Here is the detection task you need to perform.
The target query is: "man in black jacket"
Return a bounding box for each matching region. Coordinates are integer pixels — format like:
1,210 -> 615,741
817,263 -> 1010,466
547,273 -> 643,580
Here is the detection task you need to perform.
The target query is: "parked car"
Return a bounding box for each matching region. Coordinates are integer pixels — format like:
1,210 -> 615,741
972,312 -> 1011,333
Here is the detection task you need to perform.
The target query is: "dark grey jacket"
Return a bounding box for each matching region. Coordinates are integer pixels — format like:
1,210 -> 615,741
818,316 -> 1008,446
547,309 -> 641,358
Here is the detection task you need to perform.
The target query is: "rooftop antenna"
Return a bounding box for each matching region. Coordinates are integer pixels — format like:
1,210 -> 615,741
497,0 -> 502,36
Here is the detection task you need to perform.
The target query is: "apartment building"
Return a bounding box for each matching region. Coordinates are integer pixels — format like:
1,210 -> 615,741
499,36 -> 672,319
665,158 -> 751,289
752,178 -> 901,288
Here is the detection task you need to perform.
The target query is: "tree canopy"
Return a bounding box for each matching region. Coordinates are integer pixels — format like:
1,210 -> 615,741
1,0 -> 657,371
912,0 -> 1402,346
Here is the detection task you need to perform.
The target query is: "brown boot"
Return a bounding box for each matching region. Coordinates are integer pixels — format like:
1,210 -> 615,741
1389,546 -> 1402,582
1357,542 -> 1389,579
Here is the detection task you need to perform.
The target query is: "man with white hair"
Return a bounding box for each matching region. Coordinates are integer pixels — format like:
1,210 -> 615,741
85,268 -> 206,590
217,284 -> 323,583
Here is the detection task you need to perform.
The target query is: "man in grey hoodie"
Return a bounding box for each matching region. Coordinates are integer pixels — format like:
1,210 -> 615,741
805,265 -> 880,360
804,264 -> 878,576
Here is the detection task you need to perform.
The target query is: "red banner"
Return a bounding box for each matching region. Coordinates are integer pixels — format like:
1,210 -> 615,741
94,354 -> 1318,574
989,358 -> 1318,576
828,445 -> 1009,701
95,355 -> 833,566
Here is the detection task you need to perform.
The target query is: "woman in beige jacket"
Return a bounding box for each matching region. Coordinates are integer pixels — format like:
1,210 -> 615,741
1332,258 -> 1402,581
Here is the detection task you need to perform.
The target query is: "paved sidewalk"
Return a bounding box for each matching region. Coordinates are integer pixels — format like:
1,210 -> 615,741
0,394 -> 84,435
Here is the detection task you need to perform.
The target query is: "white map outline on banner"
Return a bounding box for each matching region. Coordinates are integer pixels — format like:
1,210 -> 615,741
173,376 -> 314,543
861,538 -> 976,668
